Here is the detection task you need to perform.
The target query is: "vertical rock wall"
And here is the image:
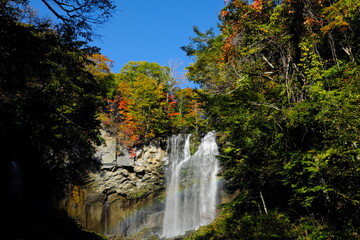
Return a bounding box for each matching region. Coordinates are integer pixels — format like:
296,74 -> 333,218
61,129 -> 166,237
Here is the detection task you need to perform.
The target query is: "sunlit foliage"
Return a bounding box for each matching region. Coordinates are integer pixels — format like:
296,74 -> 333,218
185,0 -> 360,238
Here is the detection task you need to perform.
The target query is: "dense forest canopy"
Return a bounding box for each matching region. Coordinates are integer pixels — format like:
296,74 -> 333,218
185,0 -> 360,239
98,61 -> 206,148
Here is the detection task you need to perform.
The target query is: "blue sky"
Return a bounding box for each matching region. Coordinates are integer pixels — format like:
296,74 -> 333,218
29,1 -> 225,86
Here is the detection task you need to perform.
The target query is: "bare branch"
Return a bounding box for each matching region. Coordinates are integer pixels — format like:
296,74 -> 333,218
260,191 -> 268,215
262,55 -> 275,69
41,0 -> 70,23
251,102 -> 280,111
40,0 -> 115,40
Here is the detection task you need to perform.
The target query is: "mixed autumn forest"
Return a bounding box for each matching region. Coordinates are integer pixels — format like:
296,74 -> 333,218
1,0 -> 360,239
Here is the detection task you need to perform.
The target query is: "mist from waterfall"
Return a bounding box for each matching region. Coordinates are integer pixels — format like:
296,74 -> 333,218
162,132 -> 220,238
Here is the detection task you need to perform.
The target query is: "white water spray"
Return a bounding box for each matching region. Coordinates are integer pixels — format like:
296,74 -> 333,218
162,132 -> 220,238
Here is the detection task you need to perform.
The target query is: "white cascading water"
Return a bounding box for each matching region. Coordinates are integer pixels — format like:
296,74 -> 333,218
162,132 -> 220,238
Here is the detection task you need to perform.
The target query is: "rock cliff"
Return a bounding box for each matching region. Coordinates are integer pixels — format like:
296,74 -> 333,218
61,129 -> 166,237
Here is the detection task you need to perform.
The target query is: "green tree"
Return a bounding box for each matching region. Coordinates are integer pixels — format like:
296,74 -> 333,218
100,61 -> 180,147
186,0 -> 360,238
85,53 -> 116,98
173,87 -> 206,134
1,2 -> 107,238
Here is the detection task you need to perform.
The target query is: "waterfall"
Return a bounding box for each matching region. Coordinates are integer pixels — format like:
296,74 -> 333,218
162,132 -> 220,238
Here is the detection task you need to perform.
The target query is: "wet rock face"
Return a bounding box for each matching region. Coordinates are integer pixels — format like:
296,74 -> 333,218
62,130 -> 166,237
